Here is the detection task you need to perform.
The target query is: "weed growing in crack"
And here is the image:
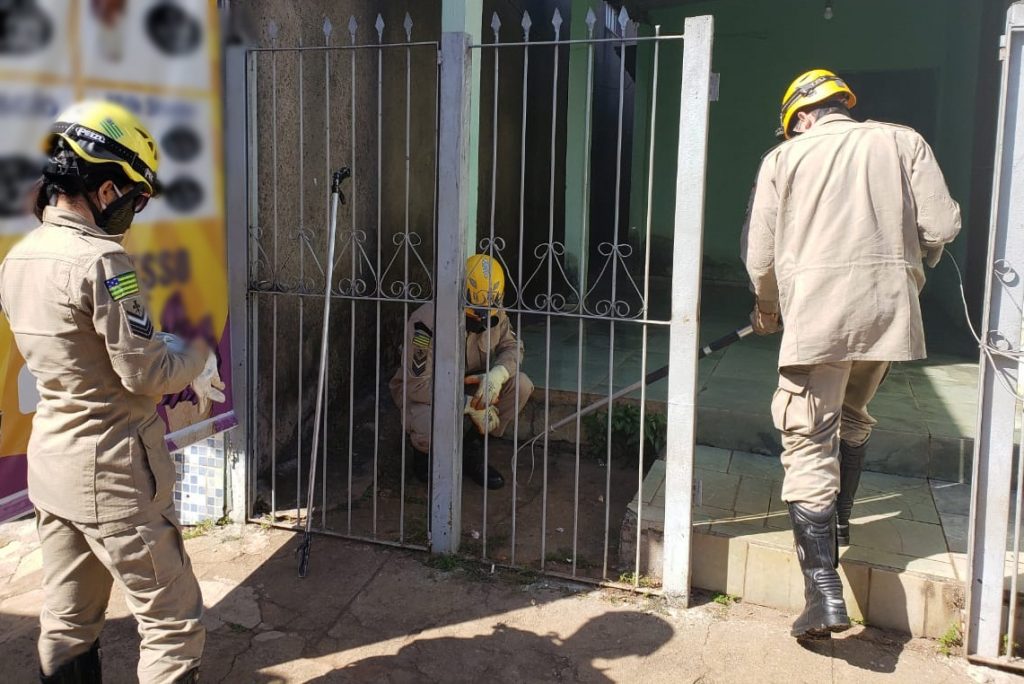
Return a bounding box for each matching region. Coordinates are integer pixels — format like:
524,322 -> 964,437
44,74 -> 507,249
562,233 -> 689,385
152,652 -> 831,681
711,592 -> 739,607
938,623 -> 962,656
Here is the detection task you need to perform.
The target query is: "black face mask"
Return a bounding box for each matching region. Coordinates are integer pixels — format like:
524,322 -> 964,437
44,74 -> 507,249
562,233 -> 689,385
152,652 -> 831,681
86,184 -> 143,235
466,313 -> 499,334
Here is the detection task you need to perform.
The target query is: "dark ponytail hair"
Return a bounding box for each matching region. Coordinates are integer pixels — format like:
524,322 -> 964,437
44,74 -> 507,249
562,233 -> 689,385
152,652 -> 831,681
33,139 -> 131,220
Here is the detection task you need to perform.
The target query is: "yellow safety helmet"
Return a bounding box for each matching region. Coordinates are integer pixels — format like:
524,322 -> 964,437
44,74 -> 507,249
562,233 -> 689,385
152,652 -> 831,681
779,69 -> 857,140
44,100 -> 161,196
465,254 -> 505,320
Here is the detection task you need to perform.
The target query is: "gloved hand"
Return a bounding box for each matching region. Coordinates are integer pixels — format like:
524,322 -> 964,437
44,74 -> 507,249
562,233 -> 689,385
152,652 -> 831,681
464,397 -> 500,436
155,331 -> 187,353
750,302 -> 781,336
191,350 -> 226,414
465,365 -> 510,410
923,245 -> 944,268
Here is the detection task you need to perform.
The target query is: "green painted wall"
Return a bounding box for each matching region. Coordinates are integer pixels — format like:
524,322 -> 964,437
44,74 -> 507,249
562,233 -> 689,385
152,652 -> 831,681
630,0 -> 985,331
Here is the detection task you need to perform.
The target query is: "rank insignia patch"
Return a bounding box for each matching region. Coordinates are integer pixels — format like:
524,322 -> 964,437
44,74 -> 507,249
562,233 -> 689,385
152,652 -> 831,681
412,348 -> 428,376
122,297 -> 153,339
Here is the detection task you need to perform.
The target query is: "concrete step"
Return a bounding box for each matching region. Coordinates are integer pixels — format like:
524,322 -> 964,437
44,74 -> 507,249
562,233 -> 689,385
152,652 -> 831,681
614,453 -> 997,640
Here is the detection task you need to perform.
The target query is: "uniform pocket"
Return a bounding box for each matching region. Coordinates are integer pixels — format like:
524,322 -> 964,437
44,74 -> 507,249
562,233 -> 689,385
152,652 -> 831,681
771,368 -> 810,432
106,512 -> 185,591
138,414 -> 175,503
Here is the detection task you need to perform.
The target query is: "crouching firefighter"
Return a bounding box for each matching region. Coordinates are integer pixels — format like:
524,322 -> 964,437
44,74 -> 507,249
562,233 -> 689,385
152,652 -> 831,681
0,101 -> 211,682
390,254 -> 534,490
741,70 -> 960,639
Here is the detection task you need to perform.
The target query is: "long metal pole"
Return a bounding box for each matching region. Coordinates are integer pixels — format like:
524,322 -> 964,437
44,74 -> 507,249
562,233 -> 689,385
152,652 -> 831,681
298,169 -> 348,577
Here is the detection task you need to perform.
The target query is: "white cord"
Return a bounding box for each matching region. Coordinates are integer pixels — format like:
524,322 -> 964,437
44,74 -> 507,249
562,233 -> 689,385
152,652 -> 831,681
946,251 -> 1024,401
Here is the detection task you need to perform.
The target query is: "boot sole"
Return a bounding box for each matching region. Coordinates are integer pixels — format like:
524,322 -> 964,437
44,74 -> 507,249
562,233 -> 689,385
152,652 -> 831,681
791,615 -> 851,639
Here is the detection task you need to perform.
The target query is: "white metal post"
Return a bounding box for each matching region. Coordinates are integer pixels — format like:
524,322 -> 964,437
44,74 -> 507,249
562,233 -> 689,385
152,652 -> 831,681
432,32 -> 472,554
224,44 -> 252,522
967,1 -> 1024,660
663,15 -> 714,601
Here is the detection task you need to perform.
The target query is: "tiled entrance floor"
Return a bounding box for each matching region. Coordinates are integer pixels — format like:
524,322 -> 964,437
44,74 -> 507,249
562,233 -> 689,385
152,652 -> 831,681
519,284 -> 979,482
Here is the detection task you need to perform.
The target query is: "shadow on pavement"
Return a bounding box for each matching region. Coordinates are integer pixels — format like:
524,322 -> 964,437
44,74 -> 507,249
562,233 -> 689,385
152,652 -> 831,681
312,612 -> 674,683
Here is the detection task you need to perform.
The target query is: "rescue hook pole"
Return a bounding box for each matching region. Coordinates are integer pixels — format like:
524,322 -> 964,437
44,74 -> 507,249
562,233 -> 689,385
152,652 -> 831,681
526,325 -> 754,445
298,167 -> 351,578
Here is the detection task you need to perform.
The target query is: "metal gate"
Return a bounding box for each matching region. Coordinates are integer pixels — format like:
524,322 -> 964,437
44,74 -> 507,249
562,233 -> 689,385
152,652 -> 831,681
228,6 -> 713,602
239,15 -> 440,550
448,8 -> 711,594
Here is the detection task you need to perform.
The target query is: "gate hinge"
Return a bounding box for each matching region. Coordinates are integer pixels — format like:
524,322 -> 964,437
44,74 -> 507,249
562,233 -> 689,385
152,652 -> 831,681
1000,34 -> 1007,61
437,49 -> 443,65
693,478 -> 703,506
709,73 -> 720,102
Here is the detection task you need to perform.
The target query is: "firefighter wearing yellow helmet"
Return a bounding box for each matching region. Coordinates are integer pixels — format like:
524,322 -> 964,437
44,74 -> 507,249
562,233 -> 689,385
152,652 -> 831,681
390,254 -> 534,490
742,72 -> 961,640
777,68 -> 857,140
0,100 -> 210,682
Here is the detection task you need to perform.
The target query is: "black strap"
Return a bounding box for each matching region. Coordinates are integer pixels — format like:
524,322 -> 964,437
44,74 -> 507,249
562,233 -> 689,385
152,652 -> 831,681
51,122 -> 157,188
779,75 -> 849,117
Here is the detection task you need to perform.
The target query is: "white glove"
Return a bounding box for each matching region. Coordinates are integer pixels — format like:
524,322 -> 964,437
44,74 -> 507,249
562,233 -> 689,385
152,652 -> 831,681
191,350 -> 226,414
464,397 -> 500,436
465,365 -> 510,410
923,245 -> 944,268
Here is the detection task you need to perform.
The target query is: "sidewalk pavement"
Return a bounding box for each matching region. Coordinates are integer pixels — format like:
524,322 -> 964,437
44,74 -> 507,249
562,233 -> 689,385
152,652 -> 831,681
0,519 -> 1013,683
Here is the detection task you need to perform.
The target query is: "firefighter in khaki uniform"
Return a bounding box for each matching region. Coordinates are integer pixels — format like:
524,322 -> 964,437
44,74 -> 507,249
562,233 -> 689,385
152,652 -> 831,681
390,255 -> 533,490
0,102 -> 212,682
742,70 -> 961,639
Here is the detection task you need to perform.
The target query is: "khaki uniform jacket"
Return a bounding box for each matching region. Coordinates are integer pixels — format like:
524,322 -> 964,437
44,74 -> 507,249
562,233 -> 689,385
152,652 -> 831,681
741,114 -> 961,367
389,302 -> 524,408
0,207 -> 205,523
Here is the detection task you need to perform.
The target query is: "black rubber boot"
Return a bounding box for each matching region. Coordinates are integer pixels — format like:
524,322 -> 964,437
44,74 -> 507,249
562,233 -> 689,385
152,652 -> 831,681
463,428 -> 505,490
836,440 -> 867,546
789,503 -> 850,639
175,668 -> 200,683
40,641 -> 102,683
411,449 -> 429,483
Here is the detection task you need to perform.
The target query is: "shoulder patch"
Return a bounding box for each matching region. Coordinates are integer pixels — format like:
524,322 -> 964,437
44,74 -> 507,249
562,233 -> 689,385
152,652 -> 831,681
122,296 -> 153,339
413,321 -> 432,349
105,271 -> 141,301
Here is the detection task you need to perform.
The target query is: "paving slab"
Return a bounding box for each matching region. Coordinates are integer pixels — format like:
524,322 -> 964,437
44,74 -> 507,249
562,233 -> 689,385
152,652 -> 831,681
2,521 -> 1008,683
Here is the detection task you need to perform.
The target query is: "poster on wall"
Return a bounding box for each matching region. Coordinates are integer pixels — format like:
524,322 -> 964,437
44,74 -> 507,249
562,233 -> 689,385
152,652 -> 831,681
0,0 -> 233,521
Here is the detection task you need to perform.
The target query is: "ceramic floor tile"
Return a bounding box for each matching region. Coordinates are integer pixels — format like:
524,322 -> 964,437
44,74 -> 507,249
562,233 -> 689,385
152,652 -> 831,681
841,544 -> 955,579
930,480 -> 970,516
695,445 -> 731,473
734,476 -> 773,516
858,470 -> 929,492
695,469 -> 741,511
728,450 -> 783,481
851,485 -> 939,524
939,512 -> 968,554
848,514 -> 949,559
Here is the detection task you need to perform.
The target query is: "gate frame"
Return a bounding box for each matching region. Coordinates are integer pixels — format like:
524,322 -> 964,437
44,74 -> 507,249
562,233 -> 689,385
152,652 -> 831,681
966,1 -> 1024,667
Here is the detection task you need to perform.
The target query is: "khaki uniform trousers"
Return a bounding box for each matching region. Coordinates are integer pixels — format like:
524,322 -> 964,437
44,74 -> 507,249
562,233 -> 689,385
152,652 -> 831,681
771,361 -> 890,510
36,503 -> 204,682
405,373 -> 534,454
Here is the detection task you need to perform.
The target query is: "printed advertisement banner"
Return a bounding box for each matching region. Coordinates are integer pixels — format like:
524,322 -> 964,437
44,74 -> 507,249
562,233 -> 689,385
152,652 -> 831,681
0,0 -> 233,521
